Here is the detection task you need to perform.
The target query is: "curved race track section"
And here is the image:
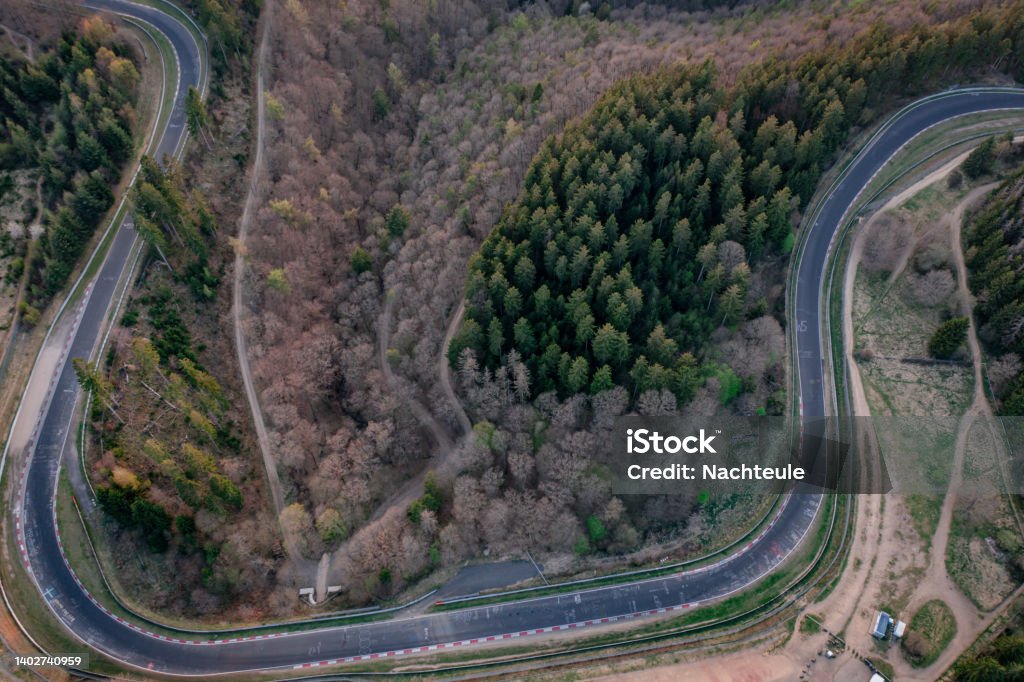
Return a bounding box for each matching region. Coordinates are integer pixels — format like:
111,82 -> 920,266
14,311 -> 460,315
6,6 -> 1024,671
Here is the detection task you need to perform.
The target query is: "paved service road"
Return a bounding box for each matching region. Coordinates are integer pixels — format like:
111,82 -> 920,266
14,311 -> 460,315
6,4 -> 1024,671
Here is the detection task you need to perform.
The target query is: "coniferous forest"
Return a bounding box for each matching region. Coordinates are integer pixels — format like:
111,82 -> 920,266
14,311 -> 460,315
0,18 -> 138,315
452,61 -> 803,402
966,165 -> 1024,415
455,9 -> 1024,404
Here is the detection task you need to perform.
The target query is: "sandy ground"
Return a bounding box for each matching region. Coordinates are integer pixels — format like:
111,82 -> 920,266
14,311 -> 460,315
592,649 -> 801,682
6,319 -> 73,459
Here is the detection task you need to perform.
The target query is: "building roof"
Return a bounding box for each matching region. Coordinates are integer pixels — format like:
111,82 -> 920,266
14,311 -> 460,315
893,620 -> 907,638
870,675 -> 886,682
871,611 -> 891,639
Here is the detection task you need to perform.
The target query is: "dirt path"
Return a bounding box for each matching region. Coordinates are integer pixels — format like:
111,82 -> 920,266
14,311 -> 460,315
882,182 -> 1003,680
320,293 -> 473,580
885,220 -> 944,290
838,172 -> 1012,680
440,299 -> 472,436
791,202 -> 892,656
232,0 -> 282,514
0,23 -> 33,61
873,149 -> 977,298
230,0 -> 316,575
378,294 -> 455,454
917,183 -> 995,574
644,198 -> 901,680
366,295 -> 462,526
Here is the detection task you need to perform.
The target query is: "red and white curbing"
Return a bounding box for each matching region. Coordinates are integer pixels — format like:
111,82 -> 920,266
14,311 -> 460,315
290,602 -> 703,669
37,489 -> 787,651
12,278 -> 796,658
282,501 -> 797,669
47,498 -> 295,644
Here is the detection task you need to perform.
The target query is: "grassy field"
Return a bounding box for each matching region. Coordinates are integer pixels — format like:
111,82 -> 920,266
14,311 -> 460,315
903,599 -> 956,668
946,418 -> 1022,610
799,614 -> 821,635
851,177 -> 974,551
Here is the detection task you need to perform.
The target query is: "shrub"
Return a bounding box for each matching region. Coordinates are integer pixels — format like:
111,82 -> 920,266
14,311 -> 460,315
928,317 -> 969,358
962,137 -> 996,179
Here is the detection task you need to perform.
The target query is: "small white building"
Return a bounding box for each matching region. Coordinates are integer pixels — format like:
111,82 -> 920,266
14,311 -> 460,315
893,620 -> 907,638
870,674 -> 886,682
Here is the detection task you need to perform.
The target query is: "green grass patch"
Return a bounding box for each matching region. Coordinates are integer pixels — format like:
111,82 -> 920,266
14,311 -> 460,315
905,493 -> 943,550
800,614 -> 822,634
903,598 -> 956,668
869,656 -> 894,679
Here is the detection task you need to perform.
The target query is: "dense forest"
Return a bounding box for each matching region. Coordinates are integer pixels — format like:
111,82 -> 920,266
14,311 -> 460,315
0,18 -> 138,316
180,0 -> 258,85
454,4 -> 1024,404
131,155 -> 220,299
451,61 -> 801,402
55,0 -> 1024,619
88,158 -> 236,553
954,631 -> 1024,681
67,0 -> 1024,615
232,0 -> 1024,606
82,276 -> 266,602
73,0 -> 277,616
964,162 -> 1024,414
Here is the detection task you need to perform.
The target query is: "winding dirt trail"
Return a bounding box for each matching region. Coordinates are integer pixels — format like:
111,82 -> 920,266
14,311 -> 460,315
839,171 -> 1016,680
231,0 -> 315,575
233,0 -> 282,516
885,182 -> 1002,680
440,299 -> 472,436
916,183 -> 995,583
0,23 -> 34,61
377,294 -> 455,454
366,294 -> 469,525
229,0 -> 477,579
317,295 -> 473,582
807,163 -> 978,650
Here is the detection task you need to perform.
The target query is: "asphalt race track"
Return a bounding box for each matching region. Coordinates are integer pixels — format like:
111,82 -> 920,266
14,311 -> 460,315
7,3 -> 1024,673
